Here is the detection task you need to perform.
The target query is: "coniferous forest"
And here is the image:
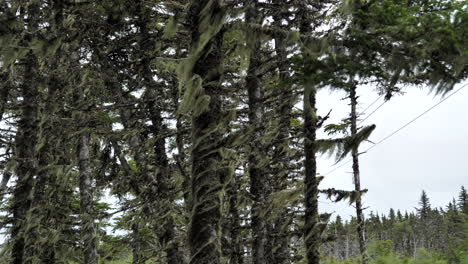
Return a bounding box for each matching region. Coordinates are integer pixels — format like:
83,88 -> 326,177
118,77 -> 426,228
0,0 -> 467,264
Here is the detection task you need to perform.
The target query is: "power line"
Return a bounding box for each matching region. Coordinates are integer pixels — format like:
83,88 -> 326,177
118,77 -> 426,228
361,95 -> 383,113
322,159 -> 352,176
358,100 -> 386,125
364,83 -> 467,152
323,82 -> 468,176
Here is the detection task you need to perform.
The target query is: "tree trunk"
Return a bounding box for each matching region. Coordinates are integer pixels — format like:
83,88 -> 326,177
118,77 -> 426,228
0,72 -> 11,123
79,134 -> 98,264
11,51 -> 39,264
24,24 -> 65,261
137,1 -> 184,259
303,82 -> 320,264
271,4 -> 293,262
172,83 -> 190,213
186,1 -> 225,264
246,2 -> 268,263
24,144 -> 50,264
0,170 -> 11,204
350,85 -> 369,264
299,6 -> 321,264
148,93 -> 183,264
132,222 -> 142,264
228,175 -> 243,264
0,61 -> 12,208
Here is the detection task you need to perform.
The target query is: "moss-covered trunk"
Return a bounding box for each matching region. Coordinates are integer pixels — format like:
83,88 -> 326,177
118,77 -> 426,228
138,1 -> 184,258
78,133 -> 98,264
11,51 -> 39,264
132,222 -> 142,264
299,6 -> 321,264
227,175 -> 243,264
0,72 -> 10,123
0,72 -> 12,205
271,4 -> 293,262
186,1 -> 225,263
0,170 -> 11,205
303,84 -> 320,264
245,2 -> 268,263
148,92 -> 183,264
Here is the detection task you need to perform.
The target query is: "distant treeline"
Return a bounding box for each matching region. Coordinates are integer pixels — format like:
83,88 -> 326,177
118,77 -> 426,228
323,187 -> 468,263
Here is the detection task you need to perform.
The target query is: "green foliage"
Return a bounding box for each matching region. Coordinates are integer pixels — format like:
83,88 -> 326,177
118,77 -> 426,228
177,0 -> 227,117
411,249 -> 448,264
324,245 -> 453,264
99,235 -> 131,263
368,240 -> 394,258
318,124 -> 376,162
321,188 -> 367,204
100,258 -> 132,264
0,0 -> 466,263
290,117 -> 303,128
127,160 -> 139,173
97,111 -> 120,125
324,122 -> 350,136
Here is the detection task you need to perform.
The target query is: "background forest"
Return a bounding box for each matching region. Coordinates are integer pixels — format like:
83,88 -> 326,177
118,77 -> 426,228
0,0 -> 467,264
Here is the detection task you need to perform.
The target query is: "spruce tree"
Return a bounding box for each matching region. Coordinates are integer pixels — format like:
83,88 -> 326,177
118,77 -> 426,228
244,2 -> 269,264
182,1 -> 227,263
458,186 -> 468,214
417,190 -> 431,219
0,0 -> 466,263
349,83 -> 370,264
10,3 -> 41,263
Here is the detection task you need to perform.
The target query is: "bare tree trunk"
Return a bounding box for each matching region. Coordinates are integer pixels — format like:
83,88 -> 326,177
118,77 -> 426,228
350,85 -> 369,264
79,134 -> 98,264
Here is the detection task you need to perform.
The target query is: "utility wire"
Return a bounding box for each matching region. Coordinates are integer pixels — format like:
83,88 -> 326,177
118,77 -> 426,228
323,82 -> 468,176
364,83 -> 467,152
322,159 -> 352,176
361,95 -> 383,113
358,100 -> 386,125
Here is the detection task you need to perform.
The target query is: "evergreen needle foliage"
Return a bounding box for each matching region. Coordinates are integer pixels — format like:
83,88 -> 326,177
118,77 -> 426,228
0,1 -> 466,264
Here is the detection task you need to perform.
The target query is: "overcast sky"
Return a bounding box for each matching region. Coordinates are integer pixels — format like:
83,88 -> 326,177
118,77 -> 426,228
316,82 -> 468,220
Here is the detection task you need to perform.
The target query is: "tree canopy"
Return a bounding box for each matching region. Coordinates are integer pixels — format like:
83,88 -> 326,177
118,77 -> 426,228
0,1 -> 466,264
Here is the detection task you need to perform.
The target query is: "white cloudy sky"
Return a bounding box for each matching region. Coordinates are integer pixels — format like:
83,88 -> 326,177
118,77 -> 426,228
316,82 -> 468,219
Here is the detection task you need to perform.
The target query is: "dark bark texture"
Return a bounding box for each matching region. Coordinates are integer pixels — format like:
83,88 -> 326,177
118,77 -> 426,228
79,133 -> 99,264
350,85 -> 369,264
299,3 -> 321,264
186,1 -> 226,264
11,51 -> 39,264
246,1 -> 268,264
271,2 -> 294,262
